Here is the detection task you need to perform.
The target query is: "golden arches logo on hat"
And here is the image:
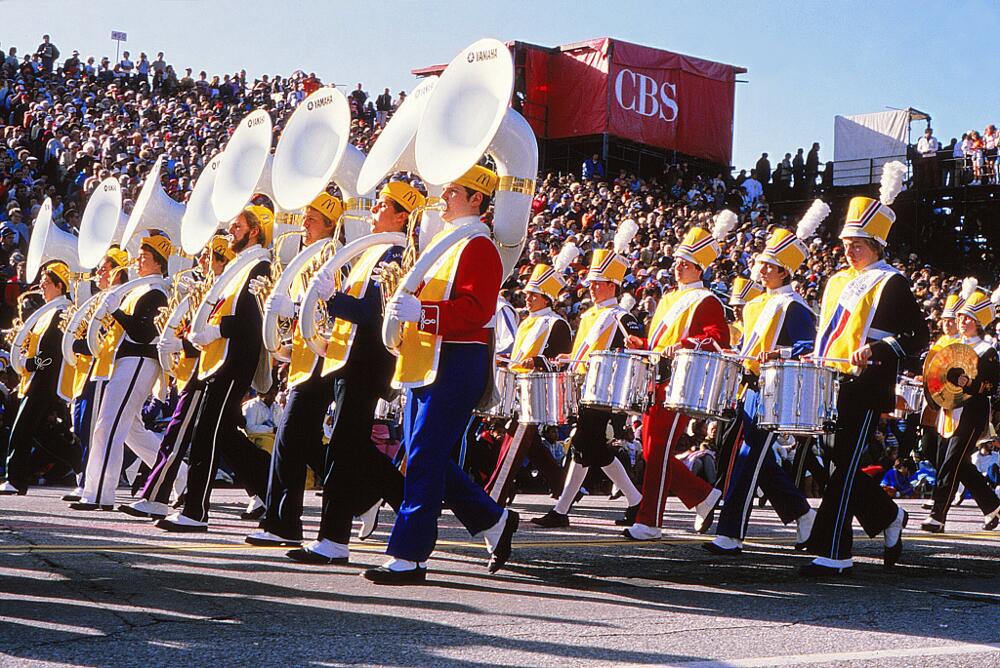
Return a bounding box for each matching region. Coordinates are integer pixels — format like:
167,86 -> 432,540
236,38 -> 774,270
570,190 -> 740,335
525,263 -> 566,301
141,233 -> 173,263
209,234 -> 235,262
840,196 -> 895,245
757,228 -> 808,274
309,193 -> 344,223
380,181 -> 425,213
673,227 -> 720,269
104,246 -> 129,269
454,165 -> 499,196
43,260 -> 70,288
957,291 -> 996,328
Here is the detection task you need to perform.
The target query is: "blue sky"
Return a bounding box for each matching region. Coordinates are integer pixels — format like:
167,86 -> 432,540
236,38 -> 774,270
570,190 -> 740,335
3,1 -> 996,170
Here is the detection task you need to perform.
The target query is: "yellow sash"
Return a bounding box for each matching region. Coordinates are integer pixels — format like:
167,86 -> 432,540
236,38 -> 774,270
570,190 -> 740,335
199,259 -> 264,380
815,263 -> 898,374
92,284 -> 158,381
568,304 -> 622,375
509,311 -> 564,372
287,257 -> 324,387
739,291 -> 805,375
316,244 -> 391,381
67,355 -> 93,400
392,237 -> 476,389
647,286 -> 714,352
18,307 -> 73,400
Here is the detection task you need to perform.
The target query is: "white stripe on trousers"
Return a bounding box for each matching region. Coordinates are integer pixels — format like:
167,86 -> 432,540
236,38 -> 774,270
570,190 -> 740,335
197,379 -> 236,522
489,424 -> 527,502
145,388 -> 202,503
735,431 -> 775,540
829,409 -> 873,560
653,412 -> 683,529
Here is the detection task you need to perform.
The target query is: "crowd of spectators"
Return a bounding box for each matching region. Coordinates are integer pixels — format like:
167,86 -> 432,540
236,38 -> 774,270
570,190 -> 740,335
1,34 -> 995,500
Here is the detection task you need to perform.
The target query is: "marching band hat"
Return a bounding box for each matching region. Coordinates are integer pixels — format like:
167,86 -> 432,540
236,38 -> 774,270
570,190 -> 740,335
756,228 -> 808,274
941,293 -> 960,319
43,260 -> 70,290
839,196 -> 895,246
454,165 -> 499,197
673,227 -> 721,270
524,263 -> 567,302
586,250 -> 628,285
309,193 -> 344,224
380,181 -> 425,214
209,234 -> 235,262
729,277 -> 764,306
140,232 -> 173,266
243,204 -> 275,247
957,290 -> 996,328
104,245 -> 130,269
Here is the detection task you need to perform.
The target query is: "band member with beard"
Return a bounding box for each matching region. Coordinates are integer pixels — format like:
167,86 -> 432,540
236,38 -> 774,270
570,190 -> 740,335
1,261 -> 73,496
157,207 -> 274,532
363,166 -> 517,584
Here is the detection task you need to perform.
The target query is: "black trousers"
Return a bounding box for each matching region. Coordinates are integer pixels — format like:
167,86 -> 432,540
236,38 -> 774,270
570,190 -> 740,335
713,413 -> 744,495
182,372 -> 271,523
932,399 -> 1000,523
4,388 -> 57,490
570,406 -> 620,468
319,371 -> 403,545
806,392 -> 899,560
261,366 -> 336,540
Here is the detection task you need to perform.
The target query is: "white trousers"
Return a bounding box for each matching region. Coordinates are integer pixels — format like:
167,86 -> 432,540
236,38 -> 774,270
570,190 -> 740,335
82,357 -> 165,506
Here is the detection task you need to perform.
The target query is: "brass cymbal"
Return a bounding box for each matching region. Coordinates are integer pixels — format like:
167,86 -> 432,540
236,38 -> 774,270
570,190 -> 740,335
923,343 -> 978,410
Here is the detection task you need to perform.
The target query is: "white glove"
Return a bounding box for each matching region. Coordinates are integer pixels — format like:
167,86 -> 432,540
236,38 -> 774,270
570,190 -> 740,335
188,324 -> 222,349
388,293 -> 421,323
266,293 -> 295,319
103,289 -> 123,313
157,335 -> 183,356
313,265 -> 339,300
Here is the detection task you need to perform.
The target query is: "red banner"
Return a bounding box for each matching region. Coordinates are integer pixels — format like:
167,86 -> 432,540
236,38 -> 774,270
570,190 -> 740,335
607,40 -> 736,165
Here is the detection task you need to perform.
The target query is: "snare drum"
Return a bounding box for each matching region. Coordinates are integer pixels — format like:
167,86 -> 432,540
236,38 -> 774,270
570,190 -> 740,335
579,351 -> 655,414
892,376 -> 926,419
474,367 -> 518,419
758,361 -> 839,434
662,349 -> 742,419
516,371 -> 577,425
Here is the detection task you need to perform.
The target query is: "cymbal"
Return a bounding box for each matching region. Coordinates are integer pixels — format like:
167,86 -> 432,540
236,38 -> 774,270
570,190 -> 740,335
923,343 -> 978,410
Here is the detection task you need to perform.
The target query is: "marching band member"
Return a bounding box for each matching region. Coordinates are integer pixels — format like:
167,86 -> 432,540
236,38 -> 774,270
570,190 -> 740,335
364,166 -> 517,584
157,206 -> 273,532
705,221 -> 821,555
485,247 -> 577,506
246,193 -> 345,546
120,236 -> 233,519
63,246 -> 130,503
917,291 -> 963,470
727,277 -> 764,346
920,288 -> 1000,533
803,181 -> 929,576
0,261 -> 73,496
532,222 -> 645,529
71,234 -> 172,510
273,182 -> 419,563
623,219 -> 732,541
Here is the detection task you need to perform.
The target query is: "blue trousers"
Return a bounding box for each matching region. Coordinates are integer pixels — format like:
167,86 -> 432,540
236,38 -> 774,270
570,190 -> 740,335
717,389 -> 810,540
71,379 -> 98,481
387,343 -> 503,563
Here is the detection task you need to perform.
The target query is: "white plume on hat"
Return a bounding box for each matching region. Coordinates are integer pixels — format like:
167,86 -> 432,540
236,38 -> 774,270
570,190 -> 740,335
554,242 -> 581,273
961,277 -> 979,301
613,218 -> 639,254
796,199 -> 831,240
991,285 -> 1000,307
879,161 -> 907,205
712,210 -> 738,241
749,255 -> 763,282
620,292 -> 637,312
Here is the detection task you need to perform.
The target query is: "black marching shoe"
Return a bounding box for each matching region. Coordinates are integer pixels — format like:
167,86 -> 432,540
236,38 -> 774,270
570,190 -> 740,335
240,505 -> 266,521
61,493 -> 81,502
488,511 -> 519,574
799,562 -> 853,577
701,541 -> 742,556
69,502 -> 113,511
984,509 -> 1000,531
614,503 -> 640,527
286,548 -> 349,565
362,566 -> 427,585
883,509 -> 908,568
530,509 -> 569,528
0,482 -> 27,496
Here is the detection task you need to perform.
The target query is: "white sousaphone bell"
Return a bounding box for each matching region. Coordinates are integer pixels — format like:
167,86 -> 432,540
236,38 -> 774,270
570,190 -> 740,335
181,153 -> 225,256
26,197 -> 86,284
381,37 -> 539,351
259,87 -> 373,354
78,176 -> 129,269
120,155 -> 188,273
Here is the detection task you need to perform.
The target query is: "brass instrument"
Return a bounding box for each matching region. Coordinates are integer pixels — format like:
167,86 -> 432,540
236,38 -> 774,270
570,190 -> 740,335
157,268 -> 212,378
249,229 -> 306,316
373,198 -> 443,318
3,289 -> 45,349
924,342 -> 979,410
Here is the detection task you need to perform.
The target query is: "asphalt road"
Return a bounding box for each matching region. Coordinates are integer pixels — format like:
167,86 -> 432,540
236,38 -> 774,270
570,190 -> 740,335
1,488 -> 998,667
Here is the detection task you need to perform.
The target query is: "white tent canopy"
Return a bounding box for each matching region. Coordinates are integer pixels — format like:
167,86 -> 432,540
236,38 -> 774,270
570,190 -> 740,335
833,108 -> 929,185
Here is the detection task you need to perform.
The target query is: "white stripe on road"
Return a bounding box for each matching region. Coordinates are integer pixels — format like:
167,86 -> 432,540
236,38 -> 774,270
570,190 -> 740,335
673,641 -> 1000,667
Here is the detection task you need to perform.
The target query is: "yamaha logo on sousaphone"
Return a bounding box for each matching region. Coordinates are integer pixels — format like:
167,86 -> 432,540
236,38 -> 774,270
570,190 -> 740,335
467,47 -> 499,64
307,94 -> 335,112
246,115 -> 267,128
